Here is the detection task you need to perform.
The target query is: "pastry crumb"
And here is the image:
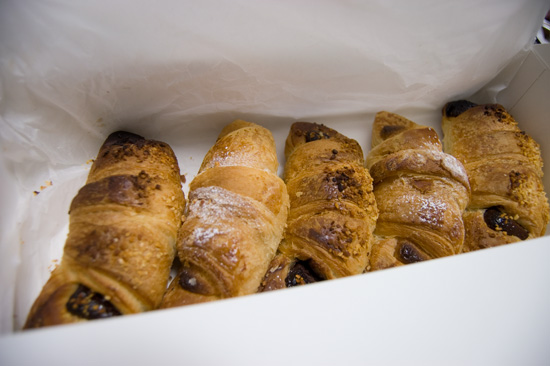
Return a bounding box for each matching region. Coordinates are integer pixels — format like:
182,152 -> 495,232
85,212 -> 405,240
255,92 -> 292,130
48,259 -> 59,272
33,180 -> 53,196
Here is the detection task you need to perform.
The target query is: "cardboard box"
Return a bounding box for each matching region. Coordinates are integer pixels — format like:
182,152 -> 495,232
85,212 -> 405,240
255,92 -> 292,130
1,2 -> 549,365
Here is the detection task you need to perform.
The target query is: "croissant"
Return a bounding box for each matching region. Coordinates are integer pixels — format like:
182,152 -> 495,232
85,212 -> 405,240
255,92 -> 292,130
441,101 -> 549,252
160,120 -> 289,307
365,112 -> 470,270
24,131 -> 185,329
260,122 -> 378,291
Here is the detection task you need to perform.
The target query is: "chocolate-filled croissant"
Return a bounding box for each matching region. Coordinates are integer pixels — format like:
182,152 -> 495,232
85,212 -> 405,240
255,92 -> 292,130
24,131 -> 185,329
259,122 -> 378,291
441,101 -> 549,252
366,112 -> 470,270
160,120 -> 289,307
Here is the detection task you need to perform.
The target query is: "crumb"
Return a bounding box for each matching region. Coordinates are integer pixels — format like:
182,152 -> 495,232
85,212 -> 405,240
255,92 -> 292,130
48,259 -> 60,272
180,174 -> 186,184
86,159 -> 95,164
34,180 -> 53,195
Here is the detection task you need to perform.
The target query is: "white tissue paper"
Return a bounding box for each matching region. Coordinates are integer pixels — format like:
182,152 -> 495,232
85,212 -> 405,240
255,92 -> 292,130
0,0 -> 549,362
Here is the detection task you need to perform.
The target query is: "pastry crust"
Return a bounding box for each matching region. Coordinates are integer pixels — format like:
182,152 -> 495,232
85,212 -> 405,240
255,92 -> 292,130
260,122 -> 378,290
366,112 -> 470,270
441,101 -> 549,252
24,131 -> 185,328
160,120 -> 289,307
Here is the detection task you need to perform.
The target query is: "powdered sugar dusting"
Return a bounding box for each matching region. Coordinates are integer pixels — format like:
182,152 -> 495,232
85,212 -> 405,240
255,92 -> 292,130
442,154 -> 468,181
418,197 -> 447,228
413,149 -> 469,187
192,227 -> 221,245
393,192 -> 448,229
413,152 -> 427,164
187,186 -> 274,231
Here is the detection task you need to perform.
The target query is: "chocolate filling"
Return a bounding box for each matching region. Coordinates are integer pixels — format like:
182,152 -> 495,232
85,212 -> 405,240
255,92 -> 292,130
285,260 -> 324,287
444,100 -> 478,118
483,207 -> 529,240
397,242 -> 425,264
178,266 -> 214,295
66,284 -> 121,320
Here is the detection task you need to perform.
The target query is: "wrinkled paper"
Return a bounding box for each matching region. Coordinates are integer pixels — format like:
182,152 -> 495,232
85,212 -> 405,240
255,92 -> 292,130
0,0 -> 547,333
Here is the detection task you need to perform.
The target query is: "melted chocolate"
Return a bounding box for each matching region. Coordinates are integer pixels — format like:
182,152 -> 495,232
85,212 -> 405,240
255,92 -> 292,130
483,207 -> 529,240
285,261 -> 324,287
178,266 -> 213,295
66,284 -> 121,320
398,242 -> 425,264
444,100 -> 478,118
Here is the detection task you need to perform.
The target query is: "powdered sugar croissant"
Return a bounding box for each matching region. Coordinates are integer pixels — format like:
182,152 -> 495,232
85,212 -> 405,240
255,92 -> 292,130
161,120 -> 289,307
366,112 -> 470,270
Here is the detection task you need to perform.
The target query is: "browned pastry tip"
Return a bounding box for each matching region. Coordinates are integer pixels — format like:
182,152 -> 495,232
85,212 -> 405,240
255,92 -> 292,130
366,111 -> 443,169
371,111 -> 421,147
442,100 -> 478,118
284,122 -> 351,156
199,119 -> 279,174
102,130 -> 145,148
283,122 -> 365,182
88,130 -> 182,185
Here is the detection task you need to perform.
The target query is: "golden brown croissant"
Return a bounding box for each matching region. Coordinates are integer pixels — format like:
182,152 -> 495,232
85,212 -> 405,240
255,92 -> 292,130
260,122 -> 378,291
24,131 -> 185,329
441,101 -> 549,252
160,120 -> 289,307
366,112 -> 470,270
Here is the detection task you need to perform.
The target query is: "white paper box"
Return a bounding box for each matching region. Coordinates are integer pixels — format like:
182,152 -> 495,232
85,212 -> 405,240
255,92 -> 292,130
1,1 -> 549,365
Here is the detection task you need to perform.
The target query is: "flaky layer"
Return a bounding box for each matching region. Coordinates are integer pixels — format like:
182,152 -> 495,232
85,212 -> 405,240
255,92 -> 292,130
366,111 -> 470,270
441,101 -> 549,252
160,120 -> 289,308
25,131 -> 185,329
261,122 -> 378,290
